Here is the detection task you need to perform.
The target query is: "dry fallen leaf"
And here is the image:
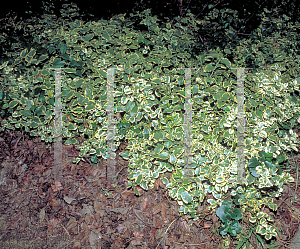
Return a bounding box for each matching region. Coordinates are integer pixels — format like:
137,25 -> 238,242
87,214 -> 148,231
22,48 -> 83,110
50,198 -> 60,208
140,196 -> 148,212
66,217 -> 78,234
121,190 -> 135,200
133,231 -> 144,239
64,196 -> 76,204
47,216 -> 61,231
161,202 -> 168,222
149,228 -> 156,243
94,200 -> 105,213
212,214 -> 219,227
152,203 -> 161,215
136,186 -> 144,196
39,207 -> 46,222
153,179 -> 160,190
73,241 -> 81,249
131,239 -> 143,246
109,207 -> 131,215
203,222 -> 212,228
51,181 -> 63,192
181,220 -> 191,233
79,204 -> 94,216
116,223 -> 127,233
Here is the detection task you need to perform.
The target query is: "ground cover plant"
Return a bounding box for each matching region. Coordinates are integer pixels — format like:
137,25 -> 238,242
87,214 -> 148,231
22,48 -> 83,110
0,4 -> 300,248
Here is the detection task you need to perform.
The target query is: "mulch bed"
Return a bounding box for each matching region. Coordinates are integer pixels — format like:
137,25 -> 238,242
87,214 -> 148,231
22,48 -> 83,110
0,115 -> 299,249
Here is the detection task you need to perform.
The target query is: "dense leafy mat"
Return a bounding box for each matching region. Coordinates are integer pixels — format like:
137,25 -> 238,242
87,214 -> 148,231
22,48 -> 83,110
0,6 -> 300,246
0,117 -> 300,248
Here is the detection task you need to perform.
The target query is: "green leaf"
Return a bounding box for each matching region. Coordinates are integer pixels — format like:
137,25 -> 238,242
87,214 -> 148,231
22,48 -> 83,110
219,92 -> 230,102
155,151 -> 169,160
83,33 -> 94,41
90,155 -> 98,164
221,200 -> 233,208
77,94 -> 87,106
181,191 -> 193,204
30,121 -> 39,128
215,175 -> 225,183
229,220 -> 242,236
249,167 -> 260,178
136,112 -> 143,121
99,69 -> 107,78
247,157 -> 260,168
256,109 -> 263,119
53,58 -> 66,68
197,157 -> 206,165
264,160 -> 275,169
102,32 -> 110,40
153,130 -> 165,141
65,68 -> 76,74
172,96 -> 181,104
9,100 -> 19,108
164,139 -> 173,148
249,98 -> 258,107
120,150 -> 130,160
136,174 -> 143,184
256,234 -> 265,248
154,143 -> 164,154
38,54 -> 48,62
121,96 -> 129,105
85,102 -> 96,111
143,126 -> 151,138
68,123 -> 76,130
230,208 -> 242,220
192,84 -> 199,94
27,48 -> 36,58
20,110 -> 32,117
163,107 -> 173,113
216,201 -> 232,222
267,203 -> 277,211
235,240 -> 245,249
204,63 -> 215,72
220,58 -> 231,68
125,101 -> 135,112
20,48 -> 28,58
223,80 -> 232,88
169,153 -> 177,164
162,178 -> 169,186
140,180 -> 148,190
124,86 -> 133,95
65,138 -> 79,145
259,151 -> 273,161
12,112 -> 20,118
219,225 -> 229,236
217,100 -> 226,108
59,44 -> 67,54
172,146 -> 183,157
276,156 -> 285,164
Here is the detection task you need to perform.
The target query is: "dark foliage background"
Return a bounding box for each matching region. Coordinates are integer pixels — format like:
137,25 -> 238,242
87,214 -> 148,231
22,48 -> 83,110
0,0 -> 299,69
1,0 -> 299,37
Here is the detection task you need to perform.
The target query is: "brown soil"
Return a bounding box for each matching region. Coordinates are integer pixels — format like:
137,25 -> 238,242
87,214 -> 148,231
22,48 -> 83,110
0,115 -> 299,249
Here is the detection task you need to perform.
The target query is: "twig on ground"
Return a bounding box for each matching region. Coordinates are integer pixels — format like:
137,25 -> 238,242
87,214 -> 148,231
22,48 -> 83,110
155,217 -> 179,249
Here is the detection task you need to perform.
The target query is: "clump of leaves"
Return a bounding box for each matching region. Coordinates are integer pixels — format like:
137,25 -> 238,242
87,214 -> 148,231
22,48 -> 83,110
216,200 -> 242,237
